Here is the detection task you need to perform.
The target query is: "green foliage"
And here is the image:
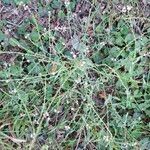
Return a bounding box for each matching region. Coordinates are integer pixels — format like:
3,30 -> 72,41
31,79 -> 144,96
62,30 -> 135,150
0,31 -> 6,42
0,0 -> 150,149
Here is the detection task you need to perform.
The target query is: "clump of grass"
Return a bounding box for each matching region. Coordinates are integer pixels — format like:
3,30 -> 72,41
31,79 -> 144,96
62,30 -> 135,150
0,0 -> 150,149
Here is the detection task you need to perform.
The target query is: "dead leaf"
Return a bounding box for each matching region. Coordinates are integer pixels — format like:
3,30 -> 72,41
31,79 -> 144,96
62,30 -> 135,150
50,62 -> 57,74
98,91 -> 107,100
87,26 -> 94,37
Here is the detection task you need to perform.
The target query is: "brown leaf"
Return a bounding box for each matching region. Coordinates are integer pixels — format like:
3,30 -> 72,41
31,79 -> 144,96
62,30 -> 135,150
98,91 -> 107,100
87,26 -> 94,37
50,62 -> 57,74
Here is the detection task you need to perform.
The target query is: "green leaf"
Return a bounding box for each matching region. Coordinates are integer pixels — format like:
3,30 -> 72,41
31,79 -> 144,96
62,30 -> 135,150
64,51 -> 73,59
9,38 -> 33,53
51,0 -> 62,9
131,128 -> 142,138
109,47 -> 120,57
30,29 -> 40,42
9,65 -> 23,76
140,138 -> 150,150
115,36 -> 124,46
0,31 -> 6,42
60,74 -> 72,90
13,0 -> 30,5
140,37 -> 149,46
55,42 -> 64,53
18,90 -> 28,102
46,85 -> 53,99
58,10 -> 66,19
125,33 -> 134,43
92,51 -> 101,64
0,70 -> 10,79
2,0 -> 11,4
95,24 -> 103,33
27,63 -> 44,75
9,38 -> 20,47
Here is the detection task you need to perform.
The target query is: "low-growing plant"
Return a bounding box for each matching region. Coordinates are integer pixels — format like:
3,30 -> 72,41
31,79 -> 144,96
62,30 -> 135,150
0,0 -> 150,149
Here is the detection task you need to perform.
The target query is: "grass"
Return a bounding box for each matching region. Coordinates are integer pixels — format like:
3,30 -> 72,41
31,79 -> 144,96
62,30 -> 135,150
0,0 -> 150,149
